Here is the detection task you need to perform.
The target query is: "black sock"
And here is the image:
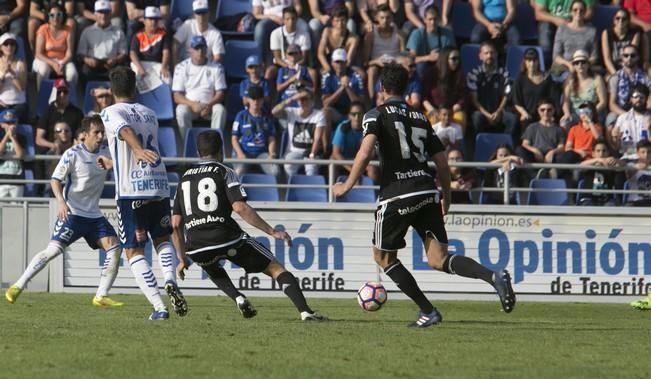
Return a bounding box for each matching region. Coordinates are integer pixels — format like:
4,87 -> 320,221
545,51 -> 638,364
443,254 -> 494,284
203,263 -> 243,301
384,260 -> 434,314
276,271 -> 312,313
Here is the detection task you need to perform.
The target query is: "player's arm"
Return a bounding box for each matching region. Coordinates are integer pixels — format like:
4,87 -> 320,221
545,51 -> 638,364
118,126 -> 159,164
432,151 -> 451,215
51,179 -> 71,221
171,214 -> 189,280
332,134 -> 377,196
232,200 -> 292,246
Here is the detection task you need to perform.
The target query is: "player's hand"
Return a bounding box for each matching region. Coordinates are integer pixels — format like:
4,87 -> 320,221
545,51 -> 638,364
57,200 -> 70,222
332,182 -> 350,198
96,156 -> 113,170
176,260 -> 189,280
271,229 -> 292,247
134,148 -> 159,165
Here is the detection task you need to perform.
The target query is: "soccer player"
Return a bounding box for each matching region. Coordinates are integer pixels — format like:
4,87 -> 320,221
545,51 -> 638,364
100,66 -> 187,321
332,63 -> 516,328
171,130 -> 326,321
5,115 -> 123,307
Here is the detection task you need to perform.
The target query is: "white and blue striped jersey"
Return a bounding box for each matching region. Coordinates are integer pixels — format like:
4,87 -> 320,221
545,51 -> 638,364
101,102 -> 169,200
51,144 -> 111,219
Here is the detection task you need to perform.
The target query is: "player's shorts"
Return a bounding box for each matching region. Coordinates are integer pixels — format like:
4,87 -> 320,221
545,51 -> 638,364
188,236 -> 274,274
50,215 -> 117,250
373,192 -> 448,251
116,198 -> 171,248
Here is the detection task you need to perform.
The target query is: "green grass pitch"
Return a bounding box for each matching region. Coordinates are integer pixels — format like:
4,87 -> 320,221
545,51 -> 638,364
0,293 -> 647,379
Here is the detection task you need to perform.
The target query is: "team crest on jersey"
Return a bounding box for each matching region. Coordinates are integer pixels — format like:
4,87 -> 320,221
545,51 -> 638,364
160,215 -> 170,227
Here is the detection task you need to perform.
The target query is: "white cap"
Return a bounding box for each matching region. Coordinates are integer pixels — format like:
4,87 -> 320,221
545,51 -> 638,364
94,0 -> 111,13
331,48 -> 347,62
144,6 -> 161,19
0,33 -> 16,46
192,0 -> 209,13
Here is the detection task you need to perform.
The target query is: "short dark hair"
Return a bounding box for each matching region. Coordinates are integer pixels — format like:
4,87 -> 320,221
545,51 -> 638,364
537,98 -> 555,109
332,6 -> 348,19
380,63 -> 408,96
282,5 -> 297,16
479,40 -> 496,52
197,130 -> 223,157
631,84 -> 650,98
636,139 -> 650,150
376,3 -> 391,14
349,100 -> 364,111
109,66 -> 136,99
424,5 -> 438,17
80,115 -> 103,133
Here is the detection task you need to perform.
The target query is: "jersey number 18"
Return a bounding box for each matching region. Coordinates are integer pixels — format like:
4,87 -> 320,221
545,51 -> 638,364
181,178 -> 219,215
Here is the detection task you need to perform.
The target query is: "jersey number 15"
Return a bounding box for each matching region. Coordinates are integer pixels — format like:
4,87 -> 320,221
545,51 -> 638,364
181,178 -> 218,215
395,122 -> 427,162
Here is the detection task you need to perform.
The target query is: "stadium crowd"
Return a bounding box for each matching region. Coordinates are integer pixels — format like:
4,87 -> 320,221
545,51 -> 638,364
0,0 -> 650,205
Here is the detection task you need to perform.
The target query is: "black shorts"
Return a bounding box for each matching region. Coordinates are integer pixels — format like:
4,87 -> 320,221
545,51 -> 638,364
373,193 -> 448,251
188,236 -> 275,273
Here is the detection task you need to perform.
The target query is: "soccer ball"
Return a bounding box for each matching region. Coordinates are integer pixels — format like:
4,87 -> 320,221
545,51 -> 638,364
357,282 -> 387,311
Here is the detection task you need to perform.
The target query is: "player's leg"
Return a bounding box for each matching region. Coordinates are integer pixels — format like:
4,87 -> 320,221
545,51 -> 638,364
202,261 -> 257,318
93,235 -> 124,307
5,241 -> 65,304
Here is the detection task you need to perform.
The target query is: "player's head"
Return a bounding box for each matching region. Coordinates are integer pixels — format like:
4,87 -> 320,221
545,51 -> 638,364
80,114 -> 105,152
109,66 -> 136,100
379,63 -> 408,97
197,130 -> 223,161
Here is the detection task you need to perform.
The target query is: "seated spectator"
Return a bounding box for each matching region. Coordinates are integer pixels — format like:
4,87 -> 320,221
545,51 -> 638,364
75,0 -> 122,35
230,86 -> 279,177
252,0 -> 307,66
560,50 -> 607,129
172,35 -> 227,139
626,0 -> 651,70
172,0 -> 224,67
402,0 -> 437,37
605,44 -> 650,128
317,7 -> 359,73
517,98 -> 565,163
240,55 -> 272,108
32,2 -> 78,91
482,143 -> 523,205
357,0 -> 401,35
432,104 -> 463,152
624,139 -> 651,206
446,148 -> 476,204
0,108 -> 24,198
266,6 -> 316,83
77,1 -> 128,84
0,0 -> 26,37
406,5 -> 456,79
578,139 -> 621,206
470,0 -> 520,47
375,54 -> 421,108
86,85 -> 112,116
601,8 -> 646,77
28,0 -> 75,54
130,6 -> 171,94
363,4 -> 405,99
45,120 -> 73,179
534,0 -> 595,64
275,44 -> 314,108
125,0 -> 169,47
609,84 -> 651,161
512,48 -> 557,128
271,90 -> 325,176
0,33 -> 27,123
422,47 -> 466,131
551,0 -> 597,75
331,101 -> 378,181
35,79 -> 84,154
308,0 -> 356,49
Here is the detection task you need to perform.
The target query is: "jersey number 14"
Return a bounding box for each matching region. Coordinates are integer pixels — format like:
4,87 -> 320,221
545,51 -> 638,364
395,121 -> 427,162
181,178 -> 218,215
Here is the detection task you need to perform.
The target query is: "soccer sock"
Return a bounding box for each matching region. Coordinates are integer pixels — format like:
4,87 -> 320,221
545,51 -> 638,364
128,255 -> 166,311
442,254 -> 494,284
156,242 -> 176,284
384,260 -> 434,314
276,271 -> 312,313
15,243 -> 64,289
203,262 -> 243,301
95,245 -> 121,298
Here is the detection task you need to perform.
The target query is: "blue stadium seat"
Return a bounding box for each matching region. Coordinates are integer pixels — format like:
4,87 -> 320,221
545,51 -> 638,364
515,2 -> 538,43
286,175 -> 328,202
223,40 -> 258,80
528,179 -> 568,205
460,44 -> 481,76
226,84 -> 243,123
335,176 -> 375,203
158,126 -> 177,167
36,79 -> 79,117
241,174 -> 279,201
592,5 -> 619,36
83,81 -> 111,115
506,45 -> 545,79
168,172 -> 180,199
24,169 -> 35,197
183,127 -> 223,157
15,36 -> 26,61
16,124 -> 35,158
101,171 -> 115,199
450,1 -> 477,40
170,0 -> 194,22
216,0 -> 254,38
136,83 -> 174,121
474,133 -> 513,162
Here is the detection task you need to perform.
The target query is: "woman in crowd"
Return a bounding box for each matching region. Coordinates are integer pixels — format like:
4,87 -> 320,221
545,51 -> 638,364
512,48 -> 556,128
422,47 -> 466,132
560,50 -> 607,128
0,33 -> 27,123
601,8 -> 646,77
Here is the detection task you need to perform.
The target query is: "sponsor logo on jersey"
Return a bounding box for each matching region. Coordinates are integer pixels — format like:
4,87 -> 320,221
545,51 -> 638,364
394,169 -> 430,180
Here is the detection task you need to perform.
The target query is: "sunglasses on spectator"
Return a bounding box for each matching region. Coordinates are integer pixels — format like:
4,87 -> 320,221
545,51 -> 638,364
55,128 -> 71,133
2,40 -> 15,46
97,93 -> 112,98
631,93 -> 644,99
287,51 -> 299,56
622,53 -> 637,58
614,16 -> 628,21
571,7 -> 585,13
58,89 -> 69,94
49,12 -> 64,18
448,56 -> 459,61
349,112 -> 362,117
572,60 -> 587,66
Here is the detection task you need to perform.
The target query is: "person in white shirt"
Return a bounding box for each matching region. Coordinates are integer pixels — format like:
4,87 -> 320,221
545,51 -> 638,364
172,35 -> 227,140
5,115 -> 124,308
609,84 -> 651,161
172,0 -> 224,67
253,0 -> 307,65
101,66 -> 187,321
432,104 -> 463,151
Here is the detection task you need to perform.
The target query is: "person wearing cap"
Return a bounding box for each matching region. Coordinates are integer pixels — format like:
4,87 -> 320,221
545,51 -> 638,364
28,0 -> 75,54
606,44 -> 651,127
560,49 -> 607,128
130,5 -> 171,92
240,54 -> 272,108
75,0 -> 122,37
267,6 -> 314,81
253,0 -> 308,66
125,0 -> 169,47
0,108 -> 25,198
0,0 -> 26,37
231,86 -> 279,177
406,5 -> 456,79
32,2 -> 78,91
275,43 -> 315,108
0,32 -> 28,123
512,47 -> 556,127
551,0 -> 597,74
172,34 -> 227,139
610,84 -> 651,161
172,0 -> 224,67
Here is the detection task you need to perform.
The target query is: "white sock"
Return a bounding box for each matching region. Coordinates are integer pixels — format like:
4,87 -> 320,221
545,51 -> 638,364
157,241 -> 176,284
95,245 -> 121,298
128,255 -> 166,311
15,243 -> 63,289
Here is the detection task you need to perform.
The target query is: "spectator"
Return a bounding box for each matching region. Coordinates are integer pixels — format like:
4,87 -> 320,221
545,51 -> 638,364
432,103 -> 463,152
551,0 -> 598,75
467,41 -> 517,139
240,55 -> 272,108
534,0 -> 595,63
601,8 -> 646,77
406,5 -> 456,78
624,139 -> 651,206
172,35 -> 227,139
375,54 -> 421,107
125,0 -> 169,47
35,79 -> 83,154
512,47 -> 556,127
77,0 -> 128,83
275,44 -> 314,108
331,100 -> 378,181
363,4 -> 405,99
317,7 -> 359,73
130,6 -> 171,94
606,44 -> 650,128
0,108 -> 24,198
252,0 -> 307,66
172,0 -> 224,67
482,143 -> 523,205
231,86 -> 279,177
0,0 -> 26,36
560,50 -> 607,129
470,0 -> 520,47
609,84 -> 651,161
271,90 -> 326,176
75,0 -> 122,35
308,0 -> 355,49
625,0 -> 651,60
32,2 -> 77,91
86,85 -> 112,116
578,139 -> 621,206
45,120 -> 72,178
402,0 -> 438,37
28,0 -> 75,54
517,98 -> 565,163
422,47 -> 466,131
357,0 -> 401,35
0,33 -> 27,123
266,6 -> 315,82
446,148 -> 476,204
